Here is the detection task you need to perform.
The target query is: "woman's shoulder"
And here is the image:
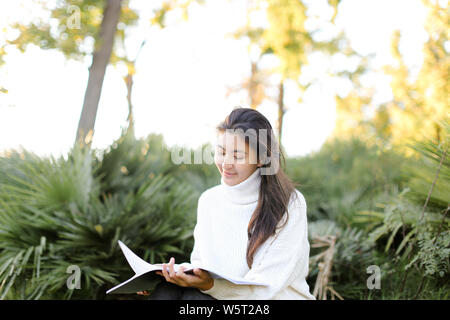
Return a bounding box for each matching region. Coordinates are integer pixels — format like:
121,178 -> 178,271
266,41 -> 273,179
289,189 -> 307,210
282,189 -> 308,227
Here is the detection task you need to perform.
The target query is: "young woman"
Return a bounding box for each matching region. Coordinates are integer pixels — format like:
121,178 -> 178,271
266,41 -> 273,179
145,107 -> 315,300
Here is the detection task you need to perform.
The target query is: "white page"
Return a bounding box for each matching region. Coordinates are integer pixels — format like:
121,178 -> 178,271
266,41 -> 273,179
118,241 -> 194,274
108,241 -> 268,294
118,240 -> 156,274
118,240 -> 268,285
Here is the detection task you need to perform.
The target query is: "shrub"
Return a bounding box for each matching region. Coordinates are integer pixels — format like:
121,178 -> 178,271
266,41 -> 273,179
0,132 -> 201,299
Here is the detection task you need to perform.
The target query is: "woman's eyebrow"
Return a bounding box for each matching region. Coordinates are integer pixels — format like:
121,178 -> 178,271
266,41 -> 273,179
217,144 -> 247,154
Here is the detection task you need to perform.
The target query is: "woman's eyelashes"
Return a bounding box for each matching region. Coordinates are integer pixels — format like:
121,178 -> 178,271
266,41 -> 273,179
220,152 -> 243,160
216,150 -> 244,160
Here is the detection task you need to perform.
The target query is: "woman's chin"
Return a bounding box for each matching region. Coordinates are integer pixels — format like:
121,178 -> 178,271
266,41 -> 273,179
222,174 -> 238,185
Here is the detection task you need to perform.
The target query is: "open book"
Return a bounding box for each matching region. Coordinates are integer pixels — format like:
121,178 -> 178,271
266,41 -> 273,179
106,240 -> 268,294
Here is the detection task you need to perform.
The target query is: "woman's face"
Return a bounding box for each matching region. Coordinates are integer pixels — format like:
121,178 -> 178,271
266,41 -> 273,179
214,132 -> 260,186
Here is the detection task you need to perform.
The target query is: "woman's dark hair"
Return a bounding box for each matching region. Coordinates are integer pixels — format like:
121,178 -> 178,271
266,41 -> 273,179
216,107 -> 300,269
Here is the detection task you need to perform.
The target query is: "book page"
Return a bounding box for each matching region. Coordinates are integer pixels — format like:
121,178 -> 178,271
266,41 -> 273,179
118,240 -> 158,274
106,241 -> 268,294
118,241 -> 193,274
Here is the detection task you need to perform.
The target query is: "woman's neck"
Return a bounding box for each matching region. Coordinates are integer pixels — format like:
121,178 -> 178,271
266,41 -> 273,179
220,168 -> 261,205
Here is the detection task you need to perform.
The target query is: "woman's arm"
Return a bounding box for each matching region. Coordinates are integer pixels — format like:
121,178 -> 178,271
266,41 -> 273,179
200,194 -> 312,300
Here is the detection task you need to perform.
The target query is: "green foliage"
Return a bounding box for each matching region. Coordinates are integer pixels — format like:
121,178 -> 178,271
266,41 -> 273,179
92,129 -> 175,196
308,220 -> 377,299
403,121 -> 450,210
0,125 -> 448,300
290,131 -> 449,299
364,126 -> 449,282
309,220 -> 376,272
264,0 -> 310,79
372,197 -> 445,257
406,229 -> 450,278
286,137 -> 406,225
0,132 -> 201,299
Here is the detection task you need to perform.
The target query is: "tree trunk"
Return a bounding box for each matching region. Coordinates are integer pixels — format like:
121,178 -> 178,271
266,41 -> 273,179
75,0 -> 123,149
125,71 -> 135,137
249,61 -> 257,109
124,39 -> 146,138
277,79 -> 285,147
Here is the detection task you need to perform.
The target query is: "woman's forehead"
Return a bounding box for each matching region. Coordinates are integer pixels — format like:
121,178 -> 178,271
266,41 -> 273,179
216,133 -> 246,147
216,139 -> 259,157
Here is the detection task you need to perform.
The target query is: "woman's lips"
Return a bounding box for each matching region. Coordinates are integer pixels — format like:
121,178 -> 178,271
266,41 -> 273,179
223,171 -> 236,177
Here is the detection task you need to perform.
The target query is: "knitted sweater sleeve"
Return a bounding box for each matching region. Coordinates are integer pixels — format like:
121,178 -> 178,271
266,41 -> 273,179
200,192 -> 311,300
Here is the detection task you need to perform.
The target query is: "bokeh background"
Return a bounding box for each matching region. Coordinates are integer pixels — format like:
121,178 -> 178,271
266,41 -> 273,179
0,0 -> 448,300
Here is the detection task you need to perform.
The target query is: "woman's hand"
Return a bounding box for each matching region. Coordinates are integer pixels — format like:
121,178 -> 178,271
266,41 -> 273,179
136,290 -> 150,296
156,257 -> 214,291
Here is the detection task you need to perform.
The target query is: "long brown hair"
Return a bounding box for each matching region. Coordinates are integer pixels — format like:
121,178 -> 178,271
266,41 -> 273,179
216,107 -> 300,269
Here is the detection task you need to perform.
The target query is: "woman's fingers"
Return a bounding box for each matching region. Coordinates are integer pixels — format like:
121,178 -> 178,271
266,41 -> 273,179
162,263 -> 170,282
168,257 -> 176,278
161,258 -> 177,283
177,266 -> 185,275
193,268 -> 205,278
176,266 -> 187,280
137,290 -> 150,295
159,258 -> 199,288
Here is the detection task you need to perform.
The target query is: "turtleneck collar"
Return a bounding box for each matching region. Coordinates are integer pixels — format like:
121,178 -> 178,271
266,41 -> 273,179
220,167 -> 261,205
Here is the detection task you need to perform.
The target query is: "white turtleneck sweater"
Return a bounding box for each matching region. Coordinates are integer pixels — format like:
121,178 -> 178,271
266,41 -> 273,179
190,167 -> 315,300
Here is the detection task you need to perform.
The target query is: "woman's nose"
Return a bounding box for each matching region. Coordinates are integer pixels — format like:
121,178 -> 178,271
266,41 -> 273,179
222,153 -> 235,165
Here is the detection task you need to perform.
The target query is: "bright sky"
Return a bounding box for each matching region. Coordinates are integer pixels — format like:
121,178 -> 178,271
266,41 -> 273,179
0,0 -> 427,159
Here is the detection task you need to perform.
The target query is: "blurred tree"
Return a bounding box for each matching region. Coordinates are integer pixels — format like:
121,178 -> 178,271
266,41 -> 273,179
2,0 -> 203,149
331,0 -> 449,156
384,0 -> 449,154
120,39 -> 145,139
228,0 -> 344,148
331,54 -> 382,142
226,22 -> 270,110
120,0 -> 205,139
264,0 -> 344,146
3,0 -> 138,149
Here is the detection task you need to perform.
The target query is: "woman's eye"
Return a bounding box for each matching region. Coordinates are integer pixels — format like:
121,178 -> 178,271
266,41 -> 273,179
219,152 -> 243,160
